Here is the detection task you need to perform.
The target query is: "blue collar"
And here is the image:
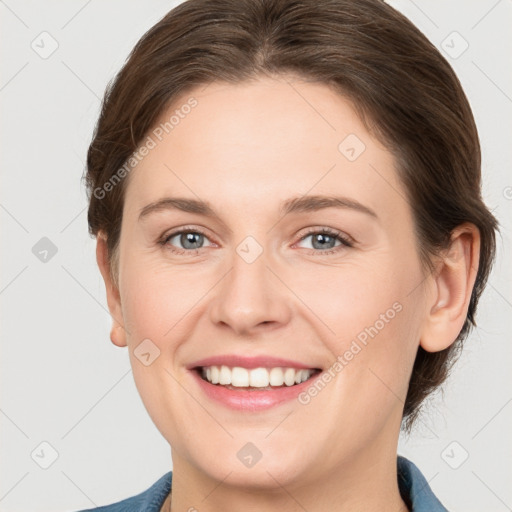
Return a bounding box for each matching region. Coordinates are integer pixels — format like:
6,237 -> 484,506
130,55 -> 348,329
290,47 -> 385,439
398,455 -> 448,511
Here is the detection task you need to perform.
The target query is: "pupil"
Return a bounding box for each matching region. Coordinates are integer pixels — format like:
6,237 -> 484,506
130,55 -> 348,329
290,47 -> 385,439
312,233 -> 335,250
181,232 -> 203,249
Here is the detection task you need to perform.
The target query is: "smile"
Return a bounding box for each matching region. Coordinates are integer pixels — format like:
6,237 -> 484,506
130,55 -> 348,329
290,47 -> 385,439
199,365 -> 321,389
190,365 -> 323,411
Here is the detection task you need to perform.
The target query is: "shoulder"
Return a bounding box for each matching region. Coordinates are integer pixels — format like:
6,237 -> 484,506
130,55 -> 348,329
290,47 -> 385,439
75,471 -> 173,512
397,456 -> 449,512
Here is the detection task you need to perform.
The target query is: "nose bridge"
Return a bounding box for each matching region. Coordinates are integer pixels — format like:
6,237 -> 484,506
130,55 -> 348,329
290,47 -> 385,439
209,237 -> 291,335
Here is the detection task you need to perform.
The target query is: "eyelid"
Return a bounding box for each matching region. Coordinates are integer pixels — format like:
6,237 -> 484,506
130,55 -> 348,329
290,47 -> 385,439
294,226 -> 355,246
161,225 -> 210,240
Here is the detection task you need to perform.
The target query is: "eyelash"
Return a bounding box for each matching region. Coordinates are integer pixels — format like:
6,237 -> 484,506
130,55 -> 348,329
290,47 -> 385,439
158,226 -> 354,256
158,226 -> 212,256
298,227 -> 353,254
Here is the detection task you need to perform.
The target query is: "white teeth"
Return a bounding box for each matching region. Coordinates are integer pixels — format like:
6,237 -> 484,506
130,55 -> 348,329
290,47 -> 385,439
210,365 -> 220,384
219,365 -> 231,385
284,368 -> 296,386
249,367 -> 270,387
269,367 -> 284,386
295,369 -> 310,384
231,367 -> 249,387
200,365 -> 316,388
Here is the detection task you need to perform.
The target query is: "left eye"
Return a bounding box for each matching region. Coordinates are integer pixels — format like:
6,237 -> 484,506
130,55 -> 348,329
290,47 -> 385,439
296,231 -> 352,251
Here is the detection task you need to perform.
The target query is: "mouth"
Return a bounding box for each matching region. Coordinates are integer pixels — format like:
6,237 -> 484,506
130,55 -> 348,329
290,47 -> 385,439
193,365 -> 322,391
187,355 -> 325,410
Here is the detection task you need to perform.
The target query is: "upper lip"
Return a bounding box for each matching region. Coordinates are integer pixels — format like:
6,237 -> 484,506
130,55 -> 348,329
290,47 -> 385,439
188,355 -> 322,370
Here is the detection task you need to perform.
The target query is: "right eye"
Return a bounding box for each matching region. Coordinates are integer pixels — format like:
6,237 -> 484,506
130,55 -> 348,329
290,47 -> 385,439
159,227 -> 215,255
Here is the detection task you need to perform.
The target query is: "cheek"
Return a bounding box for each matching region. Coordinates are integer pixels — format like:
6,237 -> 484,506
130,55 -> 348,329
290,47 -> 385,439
120,258 -> 209,345
293,256 -> 423,405
290,255 -> 419,344
120,262 -> 198,438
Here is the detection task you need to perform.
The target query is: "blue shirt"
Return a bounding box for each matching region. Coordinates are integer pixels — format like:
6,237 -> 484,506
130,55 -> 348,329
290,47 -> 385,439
77,455 -> 448,511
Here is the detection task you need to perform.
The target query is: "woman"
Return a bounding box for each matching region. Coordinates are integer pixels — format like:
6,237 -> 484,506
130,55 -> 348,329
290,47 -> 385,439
81,0 -> 498,510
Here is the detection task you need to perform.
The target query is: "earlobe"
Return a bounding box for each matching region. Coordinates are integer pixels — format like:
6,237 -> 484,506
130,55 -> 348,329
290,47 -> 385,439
109,323 -> 127,348
96,233 -> 127,348
420,223 -> 480,353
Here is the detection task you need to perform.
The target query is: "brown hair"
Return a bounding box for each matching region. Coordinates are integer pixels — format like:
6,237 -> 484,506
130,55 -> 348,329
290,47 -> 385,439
85,0 -> 498,431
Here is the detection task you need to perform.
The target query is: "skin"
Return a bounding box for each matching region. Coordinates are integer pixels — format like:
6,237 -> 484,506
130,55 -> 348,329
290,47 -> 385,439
97,75 -> 480,512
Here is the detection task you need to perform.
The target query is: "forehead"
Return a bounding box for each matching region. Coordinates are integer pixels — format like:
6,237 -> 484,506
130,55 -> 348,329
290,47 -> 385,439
123,77 -> 406,223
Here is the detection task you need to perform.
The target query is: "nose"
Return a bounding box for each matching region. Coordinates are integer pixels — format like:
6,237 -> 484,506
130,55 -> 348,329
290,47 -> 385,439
209,245 -> 292,336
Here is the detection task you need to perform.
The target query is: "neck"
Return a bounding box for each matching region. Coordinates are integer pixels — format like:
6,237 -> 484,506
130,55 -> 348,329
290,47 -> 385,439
167,429 -> 409,512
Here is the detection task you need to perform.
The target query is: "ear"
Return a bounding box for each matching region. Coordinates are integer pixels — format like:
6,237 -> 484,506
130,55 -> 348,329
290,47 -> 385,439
420,223 -> 481,353
96,233 -> 127,348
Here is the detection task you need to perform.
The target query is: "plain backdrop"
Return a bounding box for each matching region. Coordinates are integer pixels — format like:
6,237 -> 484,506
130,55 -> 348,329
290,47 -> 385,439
0,1 -> 511,511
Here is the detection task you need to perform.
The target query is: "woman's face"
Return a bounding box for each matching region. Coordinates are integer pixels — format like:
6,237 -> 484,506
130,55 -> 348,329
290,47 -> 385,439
112,76 -> 430,488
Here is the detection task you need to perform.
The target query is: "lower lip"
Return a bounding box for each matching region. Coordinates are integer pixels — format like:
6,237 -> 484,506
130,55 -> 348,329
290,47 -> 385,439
190,369 -> 322,411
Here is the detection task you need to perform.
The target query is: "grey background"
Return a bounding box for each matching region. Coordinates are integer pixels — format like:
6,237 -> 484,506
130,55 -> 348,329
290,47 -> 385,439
0,1 -> 510,510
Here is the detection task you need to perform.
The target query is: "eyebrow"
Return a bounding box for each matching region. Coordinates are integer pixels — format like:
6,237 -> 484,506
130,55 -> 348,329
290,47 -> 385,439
281,195 -> 377,218
138,194 -> 378,221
